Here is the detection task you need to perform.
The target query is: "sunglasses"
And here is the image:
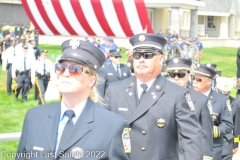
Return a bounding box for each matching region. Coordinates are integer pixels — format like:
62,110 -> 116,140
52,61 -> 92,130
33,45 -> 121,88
24,47 -> 28,49
55,63 -> 90,76
113,56 -> 122,59
192,76 -> 208,82
133,52 -> 159,59
168,72 -> 186,78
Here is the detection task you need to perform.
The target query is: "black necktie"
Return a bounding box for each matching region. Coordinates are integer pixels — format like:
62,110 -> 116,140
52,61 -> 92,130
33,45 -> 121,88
59,110 -> 75,146
116,65 -> 121,78
139,84 -> 148,103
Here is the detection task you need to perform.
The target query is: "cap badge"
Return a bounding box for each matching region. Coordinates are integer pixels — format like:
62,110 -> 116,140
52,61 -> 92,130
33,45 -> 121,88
71,147 -> 84,159
224,84 -> 228,88
207,64 -> 211,67
130,82 -> 134,86
157,118 -> 165,128
197,63 -> 200,68
173,58 -> 178,64
139,35 -> 145,42
94,65 -> 97,69
69,39 -> 80,49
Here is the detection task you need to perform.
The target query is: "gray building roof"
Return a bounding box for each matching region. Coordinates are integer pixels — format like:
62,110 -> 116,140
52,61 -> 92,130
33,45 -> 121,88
198,0 -> 234,13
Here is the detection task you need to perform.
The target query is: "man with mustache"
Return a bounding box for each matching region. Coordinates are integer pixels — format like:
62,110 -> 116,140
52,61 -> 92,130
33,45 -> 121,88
192,64 -> 233,160
105,33 -> 203,160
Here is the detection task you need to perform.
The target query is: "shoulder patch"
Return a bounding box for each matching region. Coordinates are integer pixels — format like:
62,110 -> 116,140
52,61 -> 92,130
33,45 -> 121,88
186,93 -> 195,111
122,128 -> 131,153
226,99 -> 232,112
207,100 -> 213,114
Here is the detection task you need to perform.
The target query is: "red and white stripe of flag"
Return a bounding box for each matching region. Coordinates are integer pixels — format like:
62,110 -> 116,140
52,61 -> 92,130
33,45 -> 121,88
21,0 -> 153,37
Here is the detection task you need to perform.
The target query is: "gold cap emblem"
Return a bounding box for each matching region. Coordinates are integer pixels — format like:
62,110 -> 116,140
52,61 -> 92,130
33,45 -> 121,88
157,118 -> 165,128
139,35 -> 145,42
173,58 -> 178,64
197,63 -> 200,68
207,64 -> 211,67
130,82 -> 134,86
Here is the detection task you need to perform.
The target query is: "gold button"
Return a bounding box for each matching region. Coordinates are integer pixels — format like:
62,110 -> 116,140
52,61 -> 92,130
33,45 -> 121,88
141,147 -> 146,151
142,131 -> 146,135
128,128 -> 131,132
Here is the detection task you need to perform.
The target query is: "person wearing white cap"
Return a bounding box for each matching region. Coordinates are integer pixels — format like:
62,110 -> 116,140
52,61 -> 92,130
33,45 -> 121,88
216,77 -> 240,160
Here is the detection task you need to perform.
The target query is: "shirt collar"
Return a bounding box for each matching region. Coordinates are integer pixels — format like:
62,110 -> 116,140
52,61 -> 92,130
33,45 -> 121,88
136,78 -> 156,91
204,89 -> 211,96
59,98 -> 88,121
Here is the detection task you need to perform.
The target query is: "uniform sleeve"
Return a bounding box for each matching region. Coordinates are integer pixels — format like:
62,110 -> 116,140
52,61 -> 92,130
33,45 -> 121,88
108,120 -> 130,160
233,101 -> 240,149
201,99 -> 213,159
216,100 -> 233,136
175,92 -> 203,160
16,111 -> 29,160
96,68 -> 107,98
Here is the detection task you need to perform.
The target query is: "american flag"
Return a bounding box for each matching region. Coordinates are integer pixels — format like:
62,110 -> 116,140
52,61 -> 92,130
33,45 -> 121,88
22,0 -> 153,37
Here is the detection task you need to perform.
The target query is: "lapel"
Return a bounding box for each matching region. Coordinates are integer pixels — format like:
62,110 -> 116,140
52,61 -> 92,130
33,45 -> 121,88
129,75 -> 165,124
44,103 -> 61,152
189,89 -> 197,104
57,99 -> 94,155
110,63 -> 121,80
209,90 -> 217,106
124,77 -> 139,113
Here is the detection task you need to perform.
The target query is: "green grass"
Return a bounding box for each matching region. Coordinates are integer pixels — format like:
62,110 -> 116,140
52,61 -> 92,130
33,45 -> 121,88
0,45 -> 238,160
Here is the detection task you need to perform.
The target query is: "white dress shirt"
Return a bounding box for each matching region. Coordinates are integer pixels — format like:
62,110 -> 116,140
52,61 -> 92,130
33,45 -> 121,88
136,78 -> 156,99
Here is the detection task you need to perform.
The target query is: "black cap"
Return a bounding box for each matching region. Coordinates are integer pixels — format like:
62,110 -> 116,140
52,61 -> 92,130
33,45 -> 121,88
129,33 -> 167,53
59,39 -> 105,71
110,49 -> 121,57
203,63 -> 217,70
193,64 -> 217,79
165,58 -> 192,72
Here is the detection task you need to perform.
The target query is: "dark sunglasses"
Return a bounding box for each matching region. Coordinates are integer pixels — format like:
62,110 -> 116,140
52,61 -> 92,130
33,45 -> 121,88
168,72 -> 186,78
133,52 -> 159,59
192,76 -> 208,82
24,47 -> 28,49
55,63 -> 90,76
113,56 -> 122,59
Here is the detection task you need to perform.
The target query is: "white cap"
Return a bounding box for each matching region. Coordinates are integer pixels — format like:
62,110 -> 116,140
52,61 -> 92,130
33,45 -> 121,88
216,77 -> 234,92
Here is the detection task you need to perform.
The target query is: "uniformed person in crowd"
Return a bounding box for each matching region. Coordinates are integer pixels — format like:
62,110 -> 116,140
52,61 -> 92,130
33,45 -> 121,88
91,36 -> 98,46
31,50 -> 53,105
165,57 -> 213,160
16,39 -> 130,160
2,40 -> 17,96
166,38 -> 174,53
2,33 -> 12,49
196,37 -> 204,58
105,33 -> 203,160
33,41 -> 41,60
107,38 -> 118,51
12,43 -> 36,102
215,77 -> 240,160
97,49 -> 131,98
192,64 -> 233,160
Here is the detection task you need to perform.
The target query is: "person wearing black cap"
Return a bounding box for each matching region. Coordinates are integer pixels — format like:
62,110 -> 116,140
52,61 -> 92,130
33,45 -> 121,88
12,43 -> 36,102
105,33 -> 203,160
165,57 -> 213,160
31,50 -> 53,105
97,49 -> 131,98
192,64 -> 233,160
16,39 -> 130,160
215,77 -> 240,160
